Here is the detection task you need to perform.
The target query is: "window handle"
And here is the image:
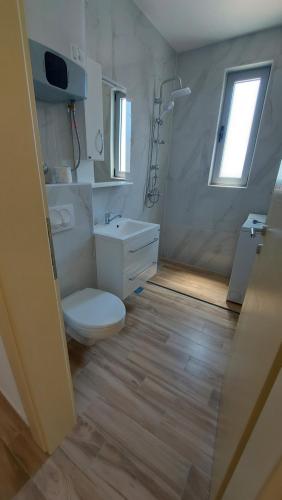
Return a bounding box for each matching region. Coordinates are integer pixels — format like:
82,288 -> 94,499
218,125 -> 225,143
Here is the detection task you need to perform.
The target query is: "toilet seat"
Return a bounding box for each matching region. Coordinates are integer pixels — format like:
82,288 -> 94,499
62,288 -> 126,345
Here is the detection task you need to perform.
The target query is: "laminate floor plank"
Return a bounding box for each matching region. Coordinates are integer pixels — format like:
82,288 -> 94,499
0,440 -> 29,500
182,465 -> 210,500
13,480 -> 47,500
62,414 -> 180,500
93,442 -> 171,500
84,392 -> 190,496
137,376 -> 217,436
33,448 -> 123,500
12,274 -> 237,500
128,351 -> 218,408
150,260 -> 241,313
74,361 -> 164,434
0,393 -> 47,500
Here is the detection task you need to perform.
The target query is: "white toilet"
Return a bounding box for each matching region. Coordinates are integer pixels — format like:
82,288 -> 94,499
62,288 -> 126,345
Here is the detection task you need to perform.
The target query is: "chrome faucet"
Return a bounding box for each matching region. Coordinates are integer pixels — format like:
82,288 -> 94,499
105,212 -> 122,225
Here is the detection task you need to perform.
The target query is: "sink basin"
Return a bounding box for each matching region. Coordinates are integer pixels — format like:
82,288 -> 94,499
94,218 -> 159,241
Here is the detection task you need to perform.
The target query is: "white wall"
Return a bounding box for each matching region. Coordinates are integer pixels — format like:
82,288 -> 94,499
24,0 -> 86,63
0,337 -> 27,422
46,184 -> 96,298
30,0 -> 176,227
161,27 -> 282,276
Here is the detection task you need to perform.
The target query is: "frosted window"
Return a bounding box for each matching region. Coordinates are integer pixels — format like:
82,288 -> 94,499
219,79 -> 260,179
210,65 -> 271,187
119,98 -> 127,173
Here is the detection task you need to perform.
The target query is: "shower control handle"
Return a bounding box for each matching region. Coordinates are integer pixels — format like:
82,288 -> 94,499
218,125 -> 225,143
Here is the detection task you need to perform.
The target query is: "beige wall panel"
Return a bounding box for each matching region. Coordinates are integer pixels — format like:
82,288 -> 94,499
0,0 -> 75,452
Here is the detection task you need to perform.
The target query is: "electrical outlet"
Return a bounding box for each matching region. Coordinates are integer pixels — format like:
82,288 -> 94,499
71,43 -> 79,61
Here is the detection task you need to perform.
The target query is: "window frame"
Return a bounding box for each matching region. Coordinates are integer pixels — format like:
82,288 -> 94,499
113,90 -> 132,179
210,64 -> 271,188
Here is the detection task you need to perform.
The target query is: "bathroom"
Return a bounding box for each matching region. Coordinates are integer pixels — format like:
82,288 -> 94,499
28,0 -> 282,311
0,1 -> 282,499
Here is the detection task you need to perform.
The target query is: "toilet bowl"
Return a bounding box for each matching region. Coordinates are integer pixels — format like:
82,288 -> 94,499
62,288 -> 126,345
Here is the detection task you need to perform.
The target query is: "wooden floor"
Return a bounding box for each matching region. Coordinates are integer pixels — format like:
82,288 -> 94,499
13,281 -> 237,500
0,393 -> 47,500
150,260 -> 241,313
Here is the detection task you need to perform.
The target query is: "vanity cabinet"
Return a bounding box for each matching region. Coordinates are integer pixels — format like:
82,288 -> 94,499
94,222 -> 160,300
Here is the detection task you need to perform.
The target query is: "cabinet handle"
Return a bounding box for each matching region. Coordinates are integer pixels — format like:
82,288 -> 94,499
129,237 -> 159,254
95,129 -> 104,155
129,262 -> 157,281
218,125 -> 225,143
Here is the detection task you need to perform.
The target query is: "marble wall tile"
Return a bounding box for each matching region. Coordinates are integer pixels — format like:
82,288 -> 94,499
85,0 -> 176,225
46,184 -> 96,298
36,0 -> 176,225
36,101 -> 73,169
161,27 -> 282,277
37,0 -> 176,294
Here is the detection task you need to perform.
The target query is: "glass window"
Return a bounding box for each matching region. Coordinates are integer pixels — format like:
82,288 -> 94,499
114,92 -> 132,178
210,65 -> 271,187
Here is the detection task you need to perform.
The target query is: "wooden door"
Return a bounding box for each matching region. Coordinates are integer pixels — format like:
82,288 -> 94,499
212,162 -> 282,498
0,0 -> 75,453
222,370 -> 282,500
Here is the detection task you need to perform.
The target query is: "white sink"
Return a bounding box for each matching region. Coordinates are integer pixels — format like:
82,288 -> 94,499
94,218 -> 160,299
94,218 -> 159,241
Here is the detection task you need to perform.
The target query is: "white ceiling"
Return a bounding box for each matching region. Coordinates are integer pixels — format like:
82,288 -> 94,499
133,0 -> 282,52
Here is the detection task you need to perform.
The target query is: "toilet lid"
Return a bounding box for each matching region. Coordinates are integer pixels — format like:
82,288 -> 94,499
62,288 -> 126,331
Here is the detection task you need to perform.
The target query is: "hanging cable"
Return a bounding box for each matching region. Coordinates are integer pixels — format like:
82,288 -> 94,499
68,101 -> 81,171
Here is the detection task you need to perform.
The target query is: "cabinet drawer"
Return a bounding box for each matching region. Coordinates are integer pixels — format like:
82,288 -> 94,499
124,228 -> 160,271
124,262 -> 158,298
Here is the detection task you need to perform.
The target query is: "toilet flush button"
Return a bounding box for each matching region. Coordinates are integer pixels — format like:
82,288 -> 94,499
49,204 -> 75,233
61,208 -> 72,227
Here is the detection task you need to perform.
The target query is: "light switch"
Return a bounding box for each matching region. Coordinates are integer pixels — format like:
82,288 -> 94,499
49,204 -> 75,234
70,44 -> 85,66
71,43 -> 78,61
77,47 -> 85,66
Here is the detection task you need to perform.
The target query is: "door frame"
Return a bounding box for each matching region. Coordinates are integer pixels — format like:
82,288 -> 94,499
0,0 -> 75,453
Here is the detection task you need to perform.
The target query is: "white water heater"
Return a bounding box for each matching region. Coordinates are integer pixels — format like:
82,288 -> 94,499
29,39 -> 87,102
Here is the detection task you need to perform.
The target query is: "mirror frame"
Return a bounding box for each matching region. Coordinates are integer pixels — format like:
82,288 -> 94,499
100,76 -> 131,182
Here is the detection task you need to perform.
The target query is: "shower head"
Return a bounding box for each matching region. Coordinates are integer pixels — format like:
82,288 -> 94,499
171,87 -> 191,99
159,86 -> 191,121
160,100 -> 175,120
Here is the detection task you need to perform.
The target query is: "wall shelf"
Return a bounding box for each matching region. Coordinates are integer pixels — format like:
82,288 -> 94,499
92,181 -> 133,189
45,181 -> 133,189
46,183 -> 91,187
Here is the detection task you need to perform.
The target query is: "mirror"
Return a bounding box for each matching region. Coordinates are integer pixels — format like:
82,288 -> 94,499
94,80 -> 132,183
